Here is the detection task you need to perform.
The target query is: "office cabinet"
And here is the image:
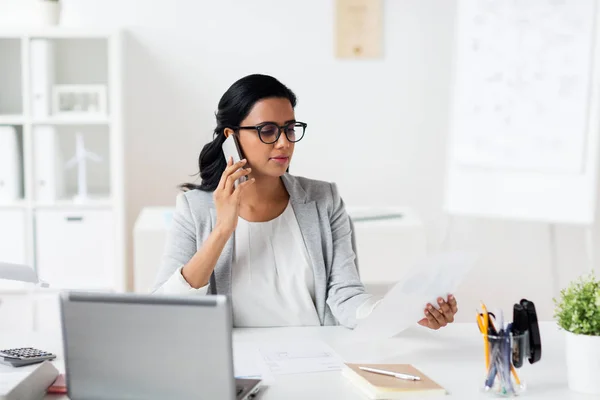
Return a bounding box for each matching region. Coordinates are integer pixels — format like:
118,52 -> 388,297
35,209 -> 116,290
0,209 -> 27,265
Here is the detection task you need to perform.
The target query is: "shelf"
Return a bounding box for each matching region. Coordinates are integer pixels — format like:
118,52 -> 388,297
0,200 -> 28,209
0,115 -> 24,125
0,27 -> 125,293
34,198 -> 112,210
0,28 -> 118,39
32,116 -> 111,126
0,199 -> 114,210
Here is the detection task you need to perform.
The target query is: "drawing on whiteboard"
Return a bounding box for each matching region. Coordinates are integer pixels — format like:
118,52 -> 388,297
450,0 -> 595,173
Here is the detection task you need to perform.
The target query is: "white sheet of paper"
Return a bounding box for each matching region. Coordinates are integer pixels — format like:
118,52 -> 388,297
233,342 -> 274,384
258,341 -> 344,375
353,252 -> 478,341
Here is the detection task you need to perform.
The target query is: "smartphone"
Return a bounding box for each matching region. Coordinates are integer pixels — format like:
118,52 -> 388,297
222,134 -> 247,188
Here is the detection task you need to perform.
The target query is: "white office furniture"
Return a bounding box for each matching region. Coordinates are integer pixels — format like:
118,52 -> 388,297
0,322 -> 577,399
0,28 -> 125,331
35,209 -> 116,290
346,207 -> 426,296
0,126 -> 22,202
0,293 -> 35,330
132,206 -> 426,294
133,207 -> 174,293
0,210 -> 27,265
0,263 -> 58,333
0,28 -> 125,290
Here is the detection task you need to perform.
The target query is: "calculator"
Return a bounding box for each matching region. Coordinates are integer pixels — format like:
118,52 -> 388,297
0,347 -> 57,367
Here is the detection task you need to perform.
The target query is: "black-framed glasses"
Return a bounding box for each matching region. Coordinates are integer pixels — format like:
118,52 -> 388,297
235,121 -> 307,144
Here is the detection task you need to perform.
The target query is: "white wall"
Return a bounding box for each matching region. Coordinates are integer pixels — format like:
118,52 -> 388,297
2,0 -> 596,321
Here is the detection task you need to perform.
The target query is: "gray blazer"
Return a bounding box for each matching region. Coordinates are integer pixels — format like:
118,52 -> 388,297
153,173 -> 371,328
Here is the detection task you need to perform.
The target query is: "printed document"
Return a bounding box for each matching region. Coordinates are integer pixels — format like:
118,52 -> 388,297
353,252 -> 478,341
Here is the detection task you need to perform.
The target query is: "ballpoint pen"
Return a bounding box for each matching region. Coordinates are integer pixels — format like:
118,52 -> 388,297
505,322 -> 522,386
498,311 -> 515,395
359,366 -> 421,381
484,313 -> 520,385
484,341 -> 500,390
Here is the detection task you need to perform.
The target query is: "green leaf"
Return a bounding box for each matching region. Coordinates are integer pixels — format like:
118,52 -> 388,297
554,273 -> 600,336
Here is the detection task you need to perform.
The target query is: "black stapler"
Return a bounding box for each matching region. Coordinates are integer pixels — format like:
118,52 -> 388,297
512,298 -> 542,367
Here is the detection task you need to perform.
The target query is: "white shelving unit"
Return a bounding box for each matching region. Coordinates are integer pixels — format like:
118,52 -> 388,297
0,28 -> 125,312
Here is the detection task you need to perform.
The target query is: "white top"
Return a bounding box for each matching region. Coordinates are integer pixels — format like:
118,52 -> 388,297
156,203 -> 381,325
231,201 -> 320,327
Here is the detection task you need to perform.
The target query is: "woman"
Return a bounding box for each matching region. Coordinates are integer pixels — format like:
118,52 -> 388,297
153,74 -> 458,329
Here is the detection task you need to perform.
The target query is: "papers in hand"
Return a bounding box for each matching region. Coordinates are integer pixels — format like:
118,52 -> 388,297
353,252 -> 478,341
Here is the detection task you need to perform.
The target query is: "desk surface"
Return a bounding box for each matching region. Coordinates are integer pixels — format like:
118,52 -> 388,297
0,322 -> 594,399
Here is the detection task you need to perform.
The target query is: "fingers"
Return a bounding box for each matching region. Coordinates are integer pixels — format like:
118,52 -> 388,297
420,296 -> 458,330
437,297 -> 455,323
424,306 -> 441,330
225,167 -> 251,192
427,304 -> 447,328
218,158 -> 247,190
233,176 -> 256,198
447,294 -> 458,314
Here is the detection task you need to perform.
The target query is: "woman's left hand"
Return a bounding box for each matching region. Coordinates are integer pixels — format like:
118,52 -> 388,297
418,295 -> 458,330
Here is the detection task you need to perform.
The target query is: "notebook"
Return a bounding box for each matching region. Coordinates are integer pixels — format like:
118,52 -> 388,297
47,374 -> 67,394
342,363 -> 446,399
0,361 -> 59,400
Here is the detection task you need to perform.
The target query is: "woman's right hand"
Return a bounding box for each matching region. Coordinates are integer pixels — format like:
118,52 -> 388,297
213,157 -> 255,234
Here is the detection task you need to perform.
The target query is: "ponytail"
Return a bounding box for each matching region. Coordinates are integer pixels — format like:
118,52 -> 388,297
180,130 -> 227,192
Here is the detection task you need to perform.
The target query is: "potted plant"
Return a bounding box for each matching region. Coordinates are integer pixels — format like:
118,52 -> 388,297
34,0 -> 61,26
554,273 -> 600,394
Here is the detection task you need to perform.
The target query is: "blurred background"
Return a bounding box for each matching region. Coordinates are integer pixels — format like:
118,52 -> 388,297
0,0 -> 598,332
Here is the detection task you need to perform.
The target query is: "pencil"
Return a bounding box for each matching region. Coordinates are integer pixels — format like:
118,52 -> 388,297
481,303 -> 490,370
510,364 -> 521,385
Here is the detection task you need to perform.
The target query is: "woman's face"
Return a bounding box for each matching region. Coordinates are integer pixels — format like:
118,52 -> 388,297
232,97 -> 296,179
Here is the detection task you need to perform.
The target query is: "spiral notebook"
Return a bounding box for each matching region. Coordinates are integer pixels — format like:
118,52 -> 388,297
342,364 -> 446,399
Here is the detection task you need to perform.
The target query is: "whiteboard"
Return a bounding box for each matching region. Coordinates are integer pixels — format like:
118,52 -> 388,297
445,0 -> 600,224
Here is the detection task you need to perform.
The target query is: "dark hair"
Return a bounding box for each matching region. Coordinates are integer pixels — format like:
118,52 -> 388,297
181,74 -> 297,192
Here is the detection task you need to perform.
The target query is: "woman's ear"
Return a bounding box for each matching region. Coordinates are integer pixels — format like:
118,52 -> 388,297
224,128 -> 234,138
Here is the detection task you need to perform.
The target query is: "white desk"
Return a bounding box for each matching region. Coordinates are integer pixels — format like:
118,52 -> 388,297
0,323 -> 592,399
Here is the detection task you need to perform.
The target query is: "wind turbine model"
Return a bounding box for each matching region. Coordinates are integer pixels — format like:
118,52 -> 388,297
64,132 -> 102,203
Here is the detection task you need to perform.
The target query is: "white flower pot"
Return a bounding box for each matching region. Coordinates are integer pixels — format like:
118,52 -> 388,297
565,330 -> 600,394
33,1 -> 61,26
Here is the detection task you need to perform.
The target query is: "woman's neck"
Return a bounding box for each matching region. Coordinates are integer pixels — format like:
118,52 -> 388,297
241,174 -> 289,207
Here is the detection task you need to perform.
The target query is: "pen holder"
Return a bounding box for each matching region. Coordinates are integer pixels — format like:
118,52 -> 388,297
481,331 -> 528,397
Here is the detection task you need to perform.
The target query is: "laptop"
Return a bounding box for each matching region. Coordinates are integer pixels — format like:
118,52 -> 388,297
59,292 -> 261,400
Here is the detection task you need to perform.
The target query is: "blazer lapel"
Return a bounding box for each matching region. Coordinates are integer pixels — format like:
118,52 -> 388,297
209,208 -> 233,296
282,174 -> 327,325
